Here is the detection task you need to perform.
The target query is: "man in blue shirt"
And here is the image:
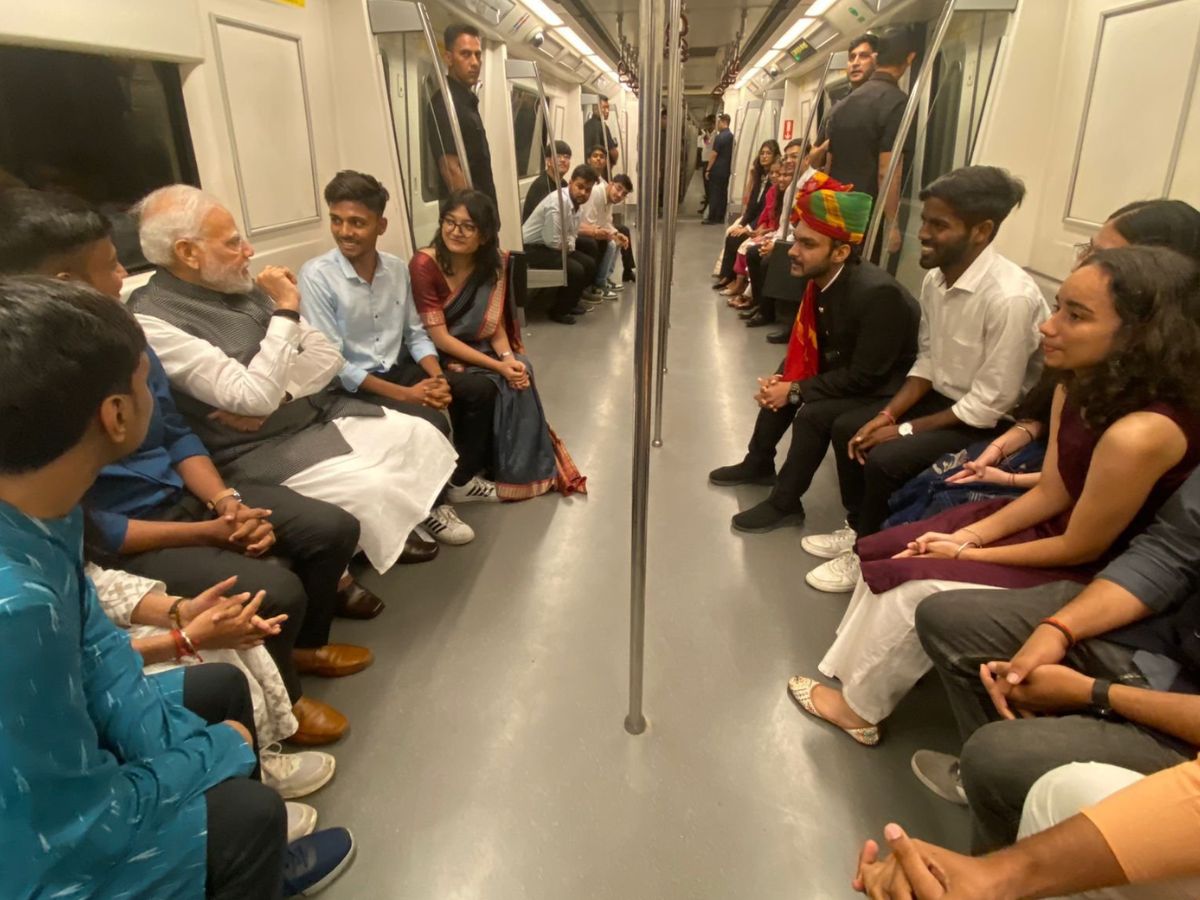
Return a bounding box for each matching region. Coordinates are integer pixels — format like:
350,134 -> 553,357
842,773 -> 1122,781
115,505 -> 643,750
300,171 -> 499,517
703,113 -> 735,224
0,276 -> 354,898
0,188 -> 370,746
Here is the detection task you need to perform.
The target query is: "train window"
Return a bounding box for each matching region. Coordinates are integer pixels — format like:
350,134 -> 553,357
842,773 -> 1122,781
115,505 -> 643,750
0,44 -> 199,273
510,84 -> 545,179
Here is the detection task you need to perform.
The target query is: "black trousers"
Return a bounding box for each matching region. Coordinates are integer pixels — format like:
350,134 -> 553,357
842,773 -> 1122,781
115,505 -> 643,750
206,778 -> 286,900
374,359 -> 498,484
830,393 -> 1000,537
705,169 -> 730,223
525,243 -> 591,314
183,662 -> 260,777
746,245 -> 773,320
719,231 -> 744,281
917,583 -> 1190,852
746,389 -> 890,513
120,484 -> 359,702
615,225 -> 635,278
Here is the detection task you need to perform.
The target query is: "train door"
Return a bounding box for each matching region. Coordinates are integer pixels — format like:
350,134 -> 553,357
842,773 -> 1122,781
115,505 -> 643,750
729,99 -> 762,217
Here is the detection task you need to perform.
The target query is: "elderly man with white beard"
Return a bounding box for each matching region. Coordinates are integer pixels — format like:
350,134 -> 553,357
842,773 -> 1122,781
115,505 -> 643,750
129,185 -> 469,574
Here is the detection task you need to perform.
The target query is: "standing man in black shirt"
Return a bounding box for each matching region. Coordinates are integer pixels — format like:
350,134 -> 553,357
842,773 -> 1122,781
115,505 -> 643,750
703,113 -> 734,224
429,24 -> 499,218
822,28 -> 915,254
584,95 -> 620,170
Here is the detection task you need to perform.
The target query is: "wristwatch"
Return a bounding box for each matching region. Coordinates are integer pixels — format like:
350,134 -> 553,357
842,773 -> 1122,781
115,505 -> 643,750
898,422 -> 915,437
206,488 -> 243,511
1090,678 -> 1116,719
787,382 -> 803,406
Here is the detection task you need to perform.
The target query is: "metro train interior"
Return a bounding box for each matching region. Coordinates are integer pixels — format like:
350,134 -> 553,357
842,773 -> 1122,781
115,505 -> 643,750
2,0 -> 1200,897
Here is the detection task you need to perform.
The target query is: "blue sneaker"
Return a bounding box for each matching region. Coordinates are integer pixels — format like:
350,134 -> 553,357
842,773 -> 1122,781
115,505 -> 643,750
284,827 -> 356,896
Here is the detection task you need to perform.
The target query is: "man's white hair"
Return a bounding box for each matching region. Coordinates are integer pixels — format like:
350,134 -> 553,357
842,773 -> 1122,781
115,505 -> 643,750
135,184 -> 223,267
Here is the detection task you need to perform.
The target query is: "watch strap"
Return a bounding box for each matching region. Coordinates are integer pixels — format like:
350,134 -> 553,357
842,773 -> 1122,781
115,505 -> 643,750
1091,678 -> 1114,716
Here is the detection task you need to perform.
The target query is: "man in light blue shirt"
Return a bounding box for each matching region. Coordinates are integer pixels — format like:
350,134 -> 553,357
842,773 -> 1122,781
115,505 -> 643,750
521,164 -> 599,324
300,171 -> 499,513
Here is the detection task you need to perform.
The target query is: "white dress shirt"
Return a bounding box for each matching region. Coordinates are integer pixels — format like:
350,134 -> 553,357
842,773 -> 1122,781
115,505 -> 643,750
908,244 -> 1049,429
134,312 -> 344,417
521,186 -> 582,251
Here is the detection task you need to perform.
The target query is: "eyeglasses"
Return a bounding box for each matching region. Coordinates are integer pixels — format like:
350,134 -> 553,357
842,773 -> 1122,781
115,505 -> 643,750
441,217 -> 479,236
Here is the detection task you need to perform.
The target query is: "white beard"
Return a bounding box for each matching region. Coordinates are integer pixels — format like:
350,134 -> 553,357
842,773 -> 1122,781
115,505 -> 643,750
200,257 -> 254,294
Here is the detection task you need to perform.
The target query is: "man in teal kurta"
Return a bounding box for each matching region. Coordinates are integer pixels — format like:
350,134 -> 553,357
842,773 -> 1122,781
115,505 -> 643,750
0,276 -> 275,898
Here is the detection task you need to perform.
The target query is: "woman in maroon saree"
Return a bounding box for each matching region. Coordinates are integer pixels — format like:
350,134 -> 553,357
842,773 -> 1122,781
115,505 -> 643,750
410,190 -> 585,500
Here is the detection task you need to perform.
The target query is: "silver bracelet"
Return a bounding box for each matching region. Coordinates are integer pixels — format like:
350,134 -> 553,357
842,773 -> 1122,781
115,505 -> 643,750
954,540 -> 980,559
500,351 -> 513,359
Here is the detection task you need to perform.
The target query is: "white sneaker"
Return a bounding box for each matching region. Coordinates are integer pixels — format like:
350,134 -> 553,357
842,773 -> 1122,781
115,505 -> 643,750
801,524 -> 857,559
805,552 -> 861,593
606,280 -> 625,294
421,504 -> 475,545
446,475 -> 499,504
262,744 -> 336,799
286,802 -> 318,842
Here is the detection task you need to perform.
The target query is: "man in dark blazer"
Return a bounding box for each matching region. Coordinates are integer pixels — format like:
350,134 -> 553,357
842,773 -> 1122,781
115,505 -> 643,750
709,185 -> 919,532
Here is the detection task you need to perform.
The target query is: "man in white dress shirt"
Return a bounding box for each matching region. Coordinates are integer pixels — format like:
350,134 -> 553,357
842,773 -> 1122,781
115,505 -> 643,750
804,165 -> 1049,592
129,185 -> 462,574
521,164 -> 600,324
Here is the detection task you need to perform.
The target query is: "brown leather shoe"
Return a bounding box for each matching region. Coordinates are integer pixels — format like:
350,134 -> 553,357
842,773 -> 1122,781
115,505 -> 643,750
293,644 -> 374,678
288,696 -> 349,746
336,582 -> 385,619
398,530 -> 439,564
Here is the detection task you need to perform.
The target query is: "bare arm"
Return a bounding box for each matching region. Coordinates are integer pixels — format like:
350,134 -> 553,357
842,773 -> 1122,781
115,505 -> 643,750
437,155 -> 470,193
176,456 -> 236,511
427,322 -> 505,373
878,151 -> 902,228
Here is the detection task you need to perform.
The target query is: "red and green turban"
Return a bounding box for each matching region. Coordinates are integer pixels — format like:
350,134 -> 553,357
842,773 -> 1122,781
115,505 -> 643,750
790,173 -> 874,245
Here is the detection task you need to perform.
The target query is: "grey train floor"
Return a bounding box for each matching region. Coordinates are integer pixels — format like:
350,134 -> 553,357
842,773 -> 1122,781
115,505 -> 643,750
312,219 -> 970,899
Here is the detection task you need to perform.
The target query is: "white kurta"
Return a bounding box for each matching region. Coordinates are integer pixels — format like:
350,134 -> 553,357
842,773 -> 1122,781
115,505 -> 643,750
87,564 -> 298,745
137,311 -> 457,573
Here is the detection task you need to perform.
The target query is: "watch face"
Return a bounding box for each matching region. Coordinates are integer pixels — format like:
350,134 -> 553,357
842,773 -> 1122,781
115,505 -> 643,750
899,423 -> 914,436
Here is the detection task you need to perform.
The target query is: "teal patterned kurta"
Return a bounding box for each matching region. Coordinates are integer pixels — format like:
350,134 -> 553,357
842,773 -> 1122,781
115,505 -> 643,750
0,501 -> 256,898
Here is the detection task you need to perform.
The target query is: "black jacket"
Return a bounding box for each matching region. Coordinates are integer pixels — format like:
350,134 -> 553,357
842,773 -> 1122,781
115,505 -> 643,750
522,172 -> 566,223
795,259 -> 919,403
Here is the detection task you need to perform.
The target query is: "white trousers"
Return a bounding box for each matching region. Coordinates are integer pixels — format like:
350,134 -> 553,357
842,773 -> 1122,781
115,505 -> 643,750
818,577 -> 1000,724
283,409 -> 456,573
1020,763 -> 1200,899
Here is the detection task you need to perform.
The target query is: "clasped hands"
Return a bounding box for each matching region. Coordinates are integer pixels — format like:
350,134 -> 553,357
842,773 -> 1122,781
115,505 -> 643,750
848,413 -> 901,463
208,498 -> 276,558
755,374 -> 791,411
498,357 -> 531,391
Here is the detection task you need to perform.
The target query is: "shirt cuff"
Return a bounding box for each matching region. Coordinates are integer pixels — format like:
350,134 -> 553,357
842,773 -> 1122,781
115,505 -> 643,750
950,395 -> 1002,429
167,434 -> 211,466
88,508 -> 130,553
908,358 -> 934,382
266,314 -> 301,344
338,363 -> 370,392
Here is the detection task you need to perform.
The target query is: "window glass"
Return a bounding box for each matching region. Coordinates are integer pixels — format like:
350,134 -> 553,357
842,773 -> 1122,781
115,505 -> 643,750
510,84 -> 544,178
0,45 -> 200,272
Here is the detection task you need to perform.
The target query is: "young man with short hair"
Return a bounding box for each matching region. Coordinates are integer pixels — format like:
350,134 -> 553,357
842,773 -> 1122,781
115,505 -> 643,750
0,276 -> 354,899
521,164 -> 601,324
522,140 -> 572,223
804,165 -> 1048,592
579,172 -> 634,301
703,113 -> 735,224
583,94 -> 619,168
299,170 -> 498,522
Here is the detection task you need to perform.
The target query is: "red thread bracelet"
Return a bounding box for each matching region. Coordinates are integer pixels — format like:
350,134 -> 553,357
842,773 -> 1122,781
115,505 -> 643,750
1039,617 -> 1076,648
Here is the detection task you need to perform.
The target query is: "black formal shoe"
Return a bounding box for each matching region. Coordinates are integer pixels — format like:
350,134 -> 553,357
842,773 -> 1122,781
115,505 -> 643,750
702,219 -> 721,225
550,311 -> 577,324
398,531 -> 439,564
738,306 -> 760,320
766,330 -> 789,344
708,461 -> 776,487
570,303 -> 589,314
335,582 -> 385,619
732,499 -> 806,533
745,313 -> 776,328
623,272 -> 636,283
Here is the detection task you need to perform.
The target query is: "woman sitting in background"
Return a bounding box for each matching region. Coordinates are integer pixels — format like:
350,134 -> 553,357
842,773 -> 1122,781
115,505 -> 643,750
882,198 -> 1200,529
724,162 -> 788,311
410,190 -> 586,500
789,245 -> 1200,745
712,140 -> 780,287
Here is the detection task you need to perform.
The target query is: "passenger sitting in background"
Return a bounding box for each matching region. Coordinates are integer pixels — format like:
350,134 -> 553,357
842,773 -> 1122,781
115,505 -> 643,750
789,246 -> 1200,748
709,180 -> 919,534
410,190 -> 586,499
130,185 -> 460,574
746,139 -> 808,332
521,164 -> 600,325
726,162 -> 790,318
579,168 -> 634,302
299,170 -> 497,536
522,139 -> 571,223
0,277 -> 354,899
802,166 -> 1047,592
712,139 -> 779,286
0,187 -> 367,747
880,197 -> 1200,529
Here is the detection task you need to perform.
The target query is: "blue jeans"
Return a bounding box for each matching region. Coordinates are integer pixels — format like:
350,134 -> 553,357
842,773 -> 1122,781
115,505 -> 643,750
594,239 -> 619,287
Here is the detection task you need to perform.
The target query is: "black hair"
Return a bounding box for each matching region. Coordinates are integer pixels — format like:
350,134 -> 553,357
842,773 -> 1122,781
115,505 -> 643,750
570,164 -> 600,186
1108,199 -> 1200,263
783,138 -> 806,153
587,144 -> 609,160
753,140 -> 782,183
848,33 -> 879,54
323,170 -> 389,218
612,174 -> 634,193
444,23 -> 481,50
431,189 -> 502,281
0,275 -> 146,474
717,113 -> 731,124
1066,246 -> 1200,431
545,140 -> 572,158
874,26 -> 918,68
597,94 -> 609,102
919,165 -> 1026,242
0,188 -> 112,275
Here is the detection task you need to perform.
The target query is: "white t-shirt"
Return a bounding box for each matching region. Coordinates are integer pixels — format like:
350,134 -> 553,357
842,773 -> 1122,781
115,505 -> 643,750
582,181 -> 614,231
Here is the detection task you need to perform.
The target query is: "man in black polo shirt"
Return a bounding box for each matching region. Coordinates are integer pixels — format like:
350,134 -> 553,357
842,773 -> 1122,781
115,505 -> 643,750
583,95 -> 619,169
521,140 -> 571,223
913,466 -> 1200,851
428,23 -> 498,216
823,27 -> 916,254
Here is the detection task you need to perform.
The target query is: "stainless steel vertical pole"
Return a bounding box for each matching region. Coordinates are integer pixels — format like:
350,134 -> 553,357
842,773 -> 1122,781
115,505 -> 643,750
651,0 -> 684,448
626,0 -> 666,736
863,0 -> 959,253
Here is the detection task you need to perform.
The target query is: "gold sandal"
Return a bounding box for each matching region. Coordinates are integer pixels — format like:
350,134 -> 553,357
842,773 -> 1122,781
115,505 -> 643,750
787,676 -> 880,746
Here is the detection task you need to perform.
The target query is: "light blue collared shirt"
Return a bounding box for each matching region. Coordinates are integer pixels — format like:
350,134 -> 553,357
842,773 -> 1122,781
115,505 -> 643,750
299,247 -> 438,391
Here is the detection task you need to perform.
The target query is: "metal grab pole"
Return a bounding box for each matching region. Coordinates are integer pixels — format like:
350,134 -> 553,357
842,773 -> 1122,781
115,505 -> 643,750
626,0 -> 666,736
651,0 -> 684,448
863,0 -> 959,253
